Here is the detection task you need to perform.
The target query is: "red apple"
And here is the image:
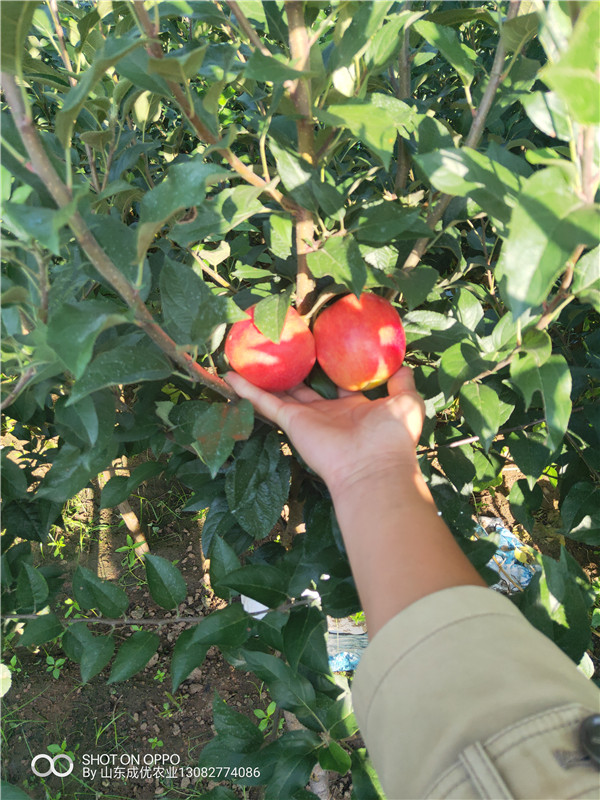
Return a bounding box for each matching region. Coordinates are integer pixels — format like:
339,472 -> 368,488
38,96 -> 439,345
313,293 -> 406,391
225,304 -> 316,392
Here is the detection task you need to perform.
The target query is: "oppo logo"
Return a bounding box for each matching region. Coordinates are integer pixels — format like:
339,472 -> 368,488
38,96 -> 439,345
31,753 -> 74,777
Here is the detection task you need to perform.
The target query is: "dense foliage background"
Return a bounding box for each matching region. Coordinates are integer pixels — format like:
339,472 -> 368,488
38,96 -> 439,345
1,1 -> 599,798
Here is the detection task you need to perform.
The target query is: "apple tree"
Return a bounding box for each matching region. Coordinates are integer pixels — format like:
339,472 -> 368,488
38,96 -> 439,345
1,1 -> 599,797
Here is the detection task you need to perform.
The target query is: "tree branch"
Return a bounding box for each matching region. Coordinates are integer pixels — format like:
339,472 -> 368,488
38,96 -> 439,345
399,0 -> 521,274
131,1 -> 298,214
285,0 -> 317,314
2,597 -> 317,627
2,72 -> 236,401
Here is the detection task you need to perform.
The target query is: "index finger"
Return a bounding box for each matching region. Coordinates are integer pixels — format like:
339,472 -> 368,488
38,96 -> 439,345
224,371 -> 288,426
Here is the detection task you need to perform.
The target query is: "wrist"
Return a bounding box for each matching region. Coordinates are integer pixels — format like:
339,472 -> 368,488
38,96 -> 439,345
327,454 -> 426,506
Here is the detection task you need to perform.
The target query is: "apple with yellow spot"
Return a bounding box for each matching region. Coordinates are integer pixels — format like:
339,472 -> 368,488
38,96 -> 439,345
313,293 -> 406,391
225,304 -> 316,392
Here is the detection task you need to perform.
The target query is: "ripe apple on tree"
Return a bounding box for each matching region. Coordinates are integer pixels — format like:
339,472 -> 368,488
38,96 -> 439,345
313,293 -> 406,392
224,304 -> 316,392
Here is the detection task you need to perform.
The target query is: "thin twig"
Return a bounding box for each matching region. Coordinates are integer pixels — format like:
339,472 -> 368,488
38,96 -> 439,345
190,248 -> 235,290
1,368 -> 36,411
224,0 -> 272,56
417,407 -> 584,456
394,13 -> 411,195
48,0 -> 100,192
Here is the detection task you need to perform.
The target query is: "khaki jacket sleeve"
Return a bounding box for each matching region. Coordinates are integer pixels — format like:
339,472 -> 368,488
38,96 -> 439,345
352,586 -> 600,800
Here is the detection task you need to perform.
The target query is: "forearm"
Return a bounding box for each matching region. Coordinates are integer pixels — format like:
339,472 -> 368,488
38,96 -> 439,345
330,462 -> 485,637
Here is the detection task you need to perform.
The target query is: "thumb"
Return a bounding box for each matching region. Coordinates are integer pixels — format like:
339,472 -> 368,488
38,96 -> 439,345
387,366 -> 420,398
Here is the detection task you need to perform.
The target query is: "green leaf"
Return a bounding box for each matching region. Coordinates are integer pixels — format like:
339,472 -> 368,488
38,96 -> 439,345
501,12 -> 539,53
572,245 -> 600,312
329,2 -> 394,70
171,628 -> 208,691
306,236 -> 367,297
2,201 -> 78,256
510,354 -> 572,451
253,289 -> 293,344
225,432 -> 291,538
221,565 -> 288,608
167,399 -> 254,478
147,44 -> 207,80
100,462 -> 164,509
108,631 -> 160,683
19,613 -> 63,647
516,548 -> 593,664
351,748 -> 386,800
0,1 -> 41,75
459,383 -> 501,453
185,604 -> 250,649
318,741 -> 352,774
1,451 -> 28,502
268,140 -> 318,212
159,259 -> 245,347
438,341 -> 493,400
396,266 -> 439,310
265,730 -> 321,800
268,215 -> 293,260
560,482 -> 600,546
212,694 -> 264,753
521,91 -> 571,140
47,300 -> 128,380
283,606 -> 329,674
171,184 -> 268,247
317,94 -> 407,169
414,19 -> 476,85
137,159 -> 229,260
497,167 -> 600,319
540,2 -> 600,125
323,681 -> 358,739
80,634 -> 115,684
353,203 -> 431,245
244,50 -> 313,82
364,11 -> 419,72
0,780 -> 35,800
0,665 -> 11,699
243,651 -> 316,715
36,441 -> 117,505
507,430 -> 553,490
414,148 -> 524,230
144,554 -> 187,610
56,33 -> 144,146
508,478 -> 543,532
116,48 -> 170,95
68,334 -> 172,405
16,564 -> 48,612
72,565 -> 129,618
1,499 -> 62,543
209,535 -> 242,600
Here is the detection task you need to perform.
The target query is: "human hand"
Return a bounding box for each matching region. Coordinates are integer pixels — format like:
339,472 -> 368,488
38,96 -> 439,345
225,367 -> 426,496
